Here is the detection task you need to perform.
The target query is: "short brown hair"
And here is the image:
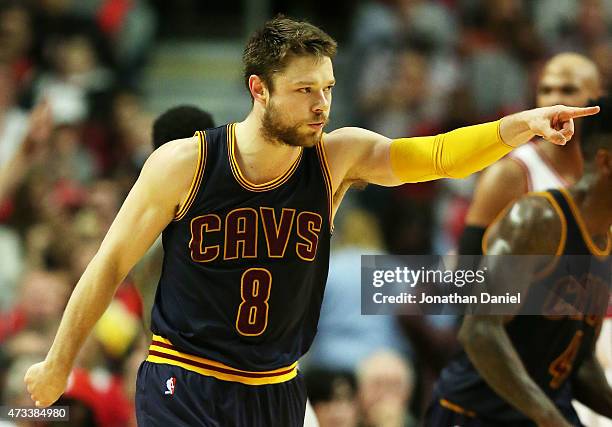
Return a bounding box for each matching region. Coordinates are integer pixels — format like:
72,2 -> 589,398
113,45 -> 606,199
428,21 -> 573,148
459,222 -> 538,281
242,16 -> 337,96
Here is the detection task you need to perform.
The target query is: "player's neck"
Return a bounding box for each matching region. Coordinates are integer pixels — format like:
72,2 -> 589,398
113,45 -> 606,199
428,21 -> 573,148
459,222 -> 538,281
569,181 -> 611,238
538,138 -> 583,184
234,114 -> 302,185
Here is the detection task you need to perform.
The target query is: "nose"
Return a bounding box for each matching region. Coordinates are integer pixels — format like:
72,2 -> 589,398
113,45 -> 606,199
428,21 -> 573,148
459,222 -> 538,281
312,90 -> 330,114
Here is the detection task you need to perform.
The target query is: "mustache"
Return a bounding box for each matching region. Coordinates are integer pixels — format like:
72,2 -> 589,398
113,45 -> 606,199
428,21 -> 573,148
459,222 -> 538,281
308,114 -> 329,124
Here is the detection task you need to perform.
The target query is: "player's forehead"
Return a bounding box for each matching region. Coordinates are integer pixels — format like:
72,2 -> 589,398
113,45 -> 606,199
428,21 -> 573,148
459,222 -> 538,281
275,54 -> 335,86
539,69 -> 583,88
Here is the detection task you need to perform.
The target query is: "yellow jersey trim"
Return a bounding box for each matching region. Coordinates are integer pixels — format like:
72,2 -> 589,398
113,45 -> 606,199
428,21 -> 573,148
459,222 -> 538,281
558,188 -> 611,258
315,137 -> 334,232
146,335 -> 298,386
174,131 -> 207,221
439,399 -> 476,417
482,191 -> 567,257
228,123 -> 302,192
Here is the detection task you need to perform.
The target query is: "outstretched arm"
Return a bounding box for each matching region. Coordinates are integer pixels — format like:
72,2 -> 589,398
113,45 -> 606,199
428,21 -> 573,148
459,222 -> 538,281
460,195 -> 571,427
326,105 -> 599,187
24,137 -> 199,407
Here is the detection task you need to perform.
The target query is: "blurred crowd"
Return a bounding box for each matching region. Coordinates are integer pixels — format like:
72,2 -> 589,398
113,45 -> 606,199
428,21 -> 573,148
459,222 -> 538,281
0,0 -> 610,426
0,0 -> 156,426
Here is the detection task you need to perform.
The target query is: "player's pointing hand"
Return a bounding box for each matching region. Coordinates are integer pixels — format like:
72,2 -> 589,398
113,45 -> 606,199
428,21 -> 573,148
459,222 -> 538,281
527,105 -> 600,146
500,104 -> 600,147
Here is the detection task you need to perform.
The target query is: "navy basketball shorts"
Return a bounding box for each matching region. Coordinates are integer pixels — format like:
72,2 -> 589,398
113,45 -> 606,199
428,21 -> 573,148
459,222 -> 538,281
425,397 -> 584,427
135,361 -> 307,426
424,398 -> 488,427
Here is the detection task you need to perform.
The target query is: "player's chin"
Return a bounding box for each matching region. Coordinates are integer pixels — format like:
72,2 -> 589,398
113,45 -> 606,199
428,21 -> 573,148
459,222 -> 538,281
304,132 -> 322,147
288,129 -> 316,147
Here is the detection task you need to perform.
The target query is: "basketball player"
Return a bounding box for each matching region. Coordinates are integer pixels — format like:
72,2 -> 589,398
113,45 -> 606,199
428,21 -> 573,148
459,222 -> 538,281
426,98 -> 612,426
459,52 -> 602,255
25,16 -> 600,426
454,52 -> 609,427
154,102 -> 328,426
149,104 -> 320,426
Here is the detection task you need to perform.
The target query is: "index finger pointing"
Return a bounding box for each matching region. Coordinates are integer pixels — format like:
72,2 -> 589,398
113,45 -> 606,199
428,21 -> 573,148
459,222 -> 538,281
562,105 -> 600,119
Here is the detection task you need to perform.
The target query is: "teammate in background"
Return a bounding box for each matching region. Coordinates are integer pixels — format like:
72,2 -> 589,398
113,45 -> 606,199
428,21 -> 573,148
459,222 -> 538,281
459,53 -> 602,255
25,16 -> 599,426
152,105 -> 215,150
427,98 -> 612,427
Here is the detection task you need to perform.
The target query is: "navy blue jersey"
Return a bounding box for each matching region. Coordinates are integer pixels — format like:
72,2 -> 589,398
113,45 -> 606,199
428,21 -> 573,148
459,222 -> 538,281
148,124 -> 333,384
436,189 -> 610,423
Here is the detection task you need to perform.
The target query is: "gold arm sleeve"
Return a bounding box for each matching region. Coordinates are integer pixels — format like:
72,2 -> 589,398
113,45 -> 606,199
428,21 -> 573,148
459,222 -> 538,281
390,120 -> 513,182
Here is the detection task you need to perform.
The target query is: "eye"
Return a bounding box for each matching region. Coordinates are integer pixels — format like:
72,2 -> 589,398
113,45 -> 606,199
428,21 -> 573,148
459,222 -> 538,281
323,85 -> 334,92
560,85 -> 579,95
298,87 -> 311,94
538,86 -> 552,95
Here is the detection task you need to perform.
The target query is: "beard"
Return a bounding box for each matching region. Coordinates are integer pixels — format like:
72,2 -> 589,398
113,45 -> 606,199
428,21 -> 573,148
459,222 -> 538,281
261,101 -> 328,147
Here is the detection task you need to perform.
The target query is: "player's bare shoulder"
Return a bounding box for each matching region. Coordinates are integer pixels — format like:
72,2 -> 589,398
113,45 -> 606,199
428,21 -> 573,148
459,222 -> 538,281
322,127 -> 369,171
323,127 -> 394,187
324,127 -> 390,161
141,135 -> 201,211
484,193 -> 564,256
324,126 -> 389,142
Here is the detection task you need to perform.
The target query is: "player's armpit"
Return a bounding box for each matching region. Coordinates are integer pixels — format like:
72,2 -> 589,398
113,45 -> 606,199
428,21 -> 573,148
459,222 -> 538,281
464,158 -> 528,228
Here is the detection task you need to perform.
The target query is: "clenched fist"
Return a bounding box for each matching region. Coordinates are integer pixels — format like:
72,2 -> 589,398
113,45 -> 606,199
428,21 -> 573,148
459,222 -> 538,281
23,360 -> 69,408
